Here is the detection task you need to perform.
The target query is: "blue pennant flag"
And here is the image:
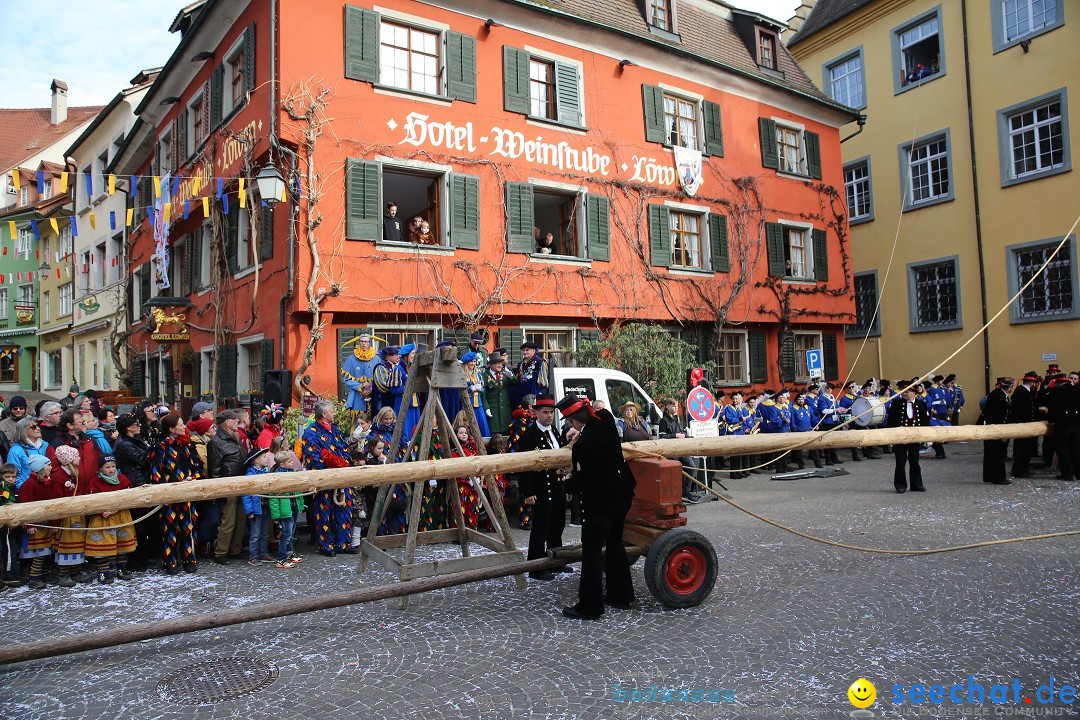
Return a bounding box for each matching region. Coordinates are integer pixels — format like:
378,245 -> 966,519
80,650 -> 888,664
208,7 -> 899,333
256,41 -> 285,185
31,220 -> 40,242
216,178 -> 223,198
70,216 -> 78,237
36,170 -> 44,194
171,175 -> 181,197
183,201 -> 190,220
84,171 -> 93,198
109,211 -> 117,231
148,205 -> 156,224
222,193 -> 230,215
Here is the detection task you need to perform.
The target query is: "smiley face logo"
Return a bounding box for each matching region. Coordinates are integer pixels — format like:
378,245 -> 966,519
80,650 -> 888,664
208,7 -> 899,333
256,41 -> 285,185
848,678 -> 876,708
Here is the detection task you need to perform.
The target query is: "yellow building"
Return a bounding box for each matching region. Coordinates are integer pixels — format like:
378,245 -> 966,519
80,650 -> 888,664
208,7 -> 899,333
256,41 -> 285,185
788,0 -> 1076,419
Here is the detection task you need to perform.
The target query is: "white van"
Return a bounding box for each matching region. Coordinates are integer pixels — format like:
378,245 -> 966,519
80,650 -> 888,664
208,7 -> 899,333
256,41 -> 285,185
551,367 -> 662,432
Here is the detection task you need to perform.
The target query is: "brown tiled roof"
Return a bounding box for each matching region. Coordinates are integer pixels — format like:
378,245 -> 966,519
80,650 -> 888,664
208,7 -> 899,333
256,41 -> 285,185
507,0 -> 839,108
0,106 -> 104,171
787,0 -> 877,47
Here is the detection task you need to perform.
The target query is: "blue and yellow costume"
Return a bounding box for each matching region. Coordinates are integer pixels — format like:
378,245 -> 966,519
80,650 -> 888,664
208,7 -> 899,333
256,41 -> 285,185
301,420 -> 354,554
340,334 -> 379,416
373,347 -> 406,415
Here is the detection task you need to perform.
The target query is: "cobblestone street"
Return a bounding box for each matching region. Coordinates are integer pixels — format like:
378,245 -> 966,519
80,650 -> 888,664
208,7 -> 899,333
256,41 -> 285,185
2,441 -> 1077,719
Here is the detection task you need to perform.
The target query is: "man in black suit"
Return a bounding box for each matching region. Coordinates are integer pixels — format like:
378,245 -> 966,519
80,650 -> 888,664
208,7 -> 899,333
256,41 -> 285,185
556,394 -> 636,619
1008,372 -> 1040,479
886,381 -> 931,493
982,377 -> 1015,485
515,394 -> 567,581
1043,371 -> 1080,481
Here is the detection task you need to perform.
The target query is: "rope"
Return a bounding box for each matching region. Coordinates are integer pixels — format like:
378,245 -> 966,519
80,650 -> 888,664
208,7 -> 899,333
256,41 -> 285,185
26,505 -> 165,532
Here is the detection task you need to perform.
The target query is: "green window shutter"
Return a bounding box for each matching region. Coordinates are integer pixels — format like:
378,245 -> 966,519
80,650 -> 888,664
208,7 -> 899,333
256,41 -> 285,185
709,213 -> 730,273
449,172 -> 480,250
189,229 -> 203,290
577,328 -> 600,350
647,204 -> 671,267
183,234 -> 195,294
139,265 -> 151,307
642,85 -> 666,143
823,333 -> 839,381
505,181 -> 534,253
261,339 -> 275,375
211,64 -> 224,128
765,222 -> 786,277
748,331 -> 768,384
148,360 -> 160,402
163,357 -> 176,403
192,351 -> 201,398
216,344 -> 238,400
446,32 -> 476,103
259,205 -> 274,261
500,328 -> 524,367
440,327 -> 473,348
345,158 -> 381,241
554,61 -> 582,126
337,327 -> 369,400
344,5 -> 379,83
759,118 -> 779,169
502,46 -> 530,114
812,228 -> 828,282
779,333 -> 796,383
702,100 -> 724,157
585,193 -> 610,262
243,22 -> 256,93
140,177 -> 152,213
129,357 -> 145,396
175,109 -> 188,164
805,130 -> 822,179
226,204 -> 239,274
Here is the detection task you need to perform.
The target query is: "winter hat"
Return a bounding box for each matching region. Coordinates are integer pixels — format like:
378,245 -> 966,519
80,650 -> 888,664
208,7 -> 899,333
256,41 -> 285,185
9,395 -> 26,409
191,401 -> 215,418
98,454 -> 117,469
55,444 -> 81,466
27,455 -> 51,473
69,383 -> 80,393
189,418 -> 214,436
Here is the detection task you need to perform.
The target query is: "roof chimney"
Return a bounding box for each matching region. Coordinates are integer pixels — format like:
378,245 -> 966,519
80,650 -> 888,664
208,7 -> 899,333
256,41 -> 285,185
50,79 -> 68,125
787,1 -> 818,35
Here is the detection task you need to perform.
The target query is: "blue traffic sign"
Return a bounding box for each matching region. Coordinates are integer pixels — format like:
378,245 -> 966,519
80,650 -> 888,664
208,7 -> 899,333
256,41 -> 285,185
806,349 -> 823,377
686,386 -> 716,422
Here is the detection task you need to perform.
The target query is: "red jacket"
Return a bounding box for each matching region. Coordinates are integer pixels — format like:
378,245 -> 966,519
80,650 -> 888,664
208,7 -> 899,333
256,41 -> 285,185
46,433 -> 101,495
88,471 -> 133,495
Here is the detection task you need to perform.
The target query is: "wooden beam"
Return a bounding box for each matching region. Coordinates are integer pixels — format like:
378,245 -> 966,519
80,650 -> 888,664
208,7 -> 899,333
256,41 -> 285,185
0,422 -> 1049,527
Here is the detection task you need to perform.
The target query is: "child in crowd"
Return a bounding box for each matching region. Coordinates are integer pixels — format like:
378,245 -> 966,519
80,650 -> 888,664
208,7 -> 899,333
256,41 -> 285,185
269,450 -> 304,569
0,464 -> 19,589
242,448 -> 275,566
85,454 -> 138,583
52,444 -> 90,587
269,435 -> 302,471
19,455 -> 58,589
452,424 -> 482,529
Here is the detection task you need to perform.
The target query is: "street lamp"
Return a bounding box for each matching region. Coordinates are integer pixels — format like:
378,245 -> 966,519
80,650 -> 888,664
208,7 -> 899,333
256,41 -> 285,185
255,164 -> 285,206
38,259 -> 51,281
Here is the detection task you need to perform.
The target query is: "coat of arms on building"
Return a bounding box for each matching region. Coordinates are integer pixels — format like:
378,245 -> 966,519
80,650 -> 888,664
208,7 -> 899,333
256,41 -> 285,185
673,145 -> 703,196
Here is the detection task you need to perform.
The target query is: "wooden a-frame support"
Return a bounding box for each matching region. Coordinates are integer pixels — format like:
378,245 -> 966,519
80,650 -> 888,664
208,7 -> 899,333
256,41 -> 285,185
358,346 -> 527,608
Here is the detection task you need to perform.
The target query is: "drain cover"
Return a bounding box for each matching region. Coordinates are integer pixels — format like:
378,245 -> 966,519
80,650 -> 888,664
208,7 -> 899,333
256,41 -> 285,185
157,656 -> 279,704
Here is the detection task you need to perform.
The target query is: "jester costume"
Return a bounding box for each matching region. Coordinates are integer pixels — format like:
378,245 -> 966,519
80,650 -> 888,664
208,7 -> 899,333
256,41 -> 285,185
373,355 -> 406,415
149,435 -> 204,570
451,437 -> 483,529
302,420 -> 354,554
413,427 -> 449,532
341,335 -> 379,417
507,407 -> 536,529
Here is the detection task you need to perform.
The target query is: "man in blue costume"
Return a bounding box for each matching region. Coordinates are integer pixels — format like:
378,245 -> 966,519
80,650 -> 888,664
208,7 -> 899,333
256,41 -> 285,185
373,346 -> 405,415
301,400 -> 354,556
512,341 -> 549,407
340,333 -> 379,422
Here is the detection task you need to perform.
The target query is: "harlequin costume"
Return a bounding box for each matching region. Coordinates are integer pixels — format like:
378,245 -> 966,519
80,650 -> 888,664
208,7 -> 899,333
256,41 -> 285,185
411,427 -> 449,532
450,436 -> 482,529
85,455 -> 137,582
341,334 -> 379,416
373,347 -> 406,415
149,433 -> 204,572
301,419 -> 354,555
507,405 -> 537,529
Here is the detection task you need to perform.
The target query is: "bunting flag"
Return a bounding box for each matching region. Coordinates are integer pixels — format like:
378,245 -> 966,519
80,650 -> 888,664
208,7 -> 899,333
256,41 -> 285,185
56,268 -> 61,279
108,174 -> 116,195
153,176 -> 161,198
239,181 -> 247,209
60,172 -> 68,193
130,175 -> 137,196
70,216 -> 78,237
148,206 -> 156,224
84,171 -> 93,198
216,178 -> 223,198
2,247 -> 7,256
36,170 -> 44,194
7,221 -> 15,238
109,211 -> 116,231
183,201 -> 190,220
163,204 -> 171,223
10,169 -> 19,193
222,194 -> 230,214
89,213 -> 97,230
281,184 -> 287,203
31,220 -> 40,242
202,197 -> 209,217
49,218 -> 58,234
126,208 -> 134,227
171,175 -> 181,197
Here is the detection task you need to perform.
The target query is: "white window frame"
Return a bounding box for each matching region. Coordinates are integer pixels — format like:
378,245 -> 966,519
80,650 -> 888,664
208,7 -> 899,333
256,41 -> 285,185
236,335 -> 264,402
891,7 -> 946,94
774,119 -> 807,177
17,283 -> 34,308
791,332 -> 823,384
714,330 -> 749,386
19,186 -> 29,206
42,178 -> 53,200
997,88 -> 1071,187
0,288 -> 6,318
778,218 -> 815,281
43,290 -> 51,322
900,129 -> 954,211
993,0 -> 1064,52
186,89 -> 206,158
378,18 -> 443,97
200,347 -> 215,396
823,47 -> 866,110
17,226 -> 32,259
659,85 -> 704,152
844,157 -> 874,224
158,126 -> 173,177
59,283 -> 74,317
131,267 -> 142,324
530,177 -> 587,260
522,327 -> 575,368
223,36 -> 246,117
663,199 -> 711,271
522,46 -> 585,129
58,225 -> 73,257
375,155 -> 453,250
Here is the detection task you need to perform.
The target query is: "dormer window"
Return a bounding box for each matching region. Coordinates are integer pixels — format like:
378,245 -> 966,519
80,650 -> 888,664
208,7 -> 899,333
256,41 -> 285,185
757,28 -> 778,70
647,0 -> 674,31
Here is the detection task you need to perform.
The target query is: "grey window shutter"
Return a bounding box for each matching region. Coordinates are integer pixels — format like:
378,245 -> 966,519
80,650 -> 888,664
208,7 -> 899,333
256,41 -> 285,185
139,176 -> 151,212
337,327 -> 369,400
449,172 -> 480,250
647,204 -> 671,267
344,5 -> 379,83
259,205 -> 273,261
345,158 -> 381,241
244,22 -> 256,93
577,328 -> 600,350
175,109 -> 188,164
748,331 -> 768,384
192,351 -> 201,397
779,333 -> 796,383
505,181 -> 534,253
446,32 -> 476,103
765,222 -> 786,277
500,328 -> 524,367
709,213 -> 730,272
183,234 -> 195,294
211,64 -> 224,128
805,130 -> 822,179
129,357 -> 145,396
148,361 -> 160,402
702,100 -> 724,157
226,204 -> 239,274
585,193 -> 610,262
554,61 -> 582,126
139,265 -> 151,308
812,228 -> 828,282
759,118 -> 779,169
216,344 -> 238,400
163,357 -> 175,403
823,333 -> 839,381
189,229 -> 202,290
261,339 -> 275,376
642,85 -> 666,143
503,46 -> 530,114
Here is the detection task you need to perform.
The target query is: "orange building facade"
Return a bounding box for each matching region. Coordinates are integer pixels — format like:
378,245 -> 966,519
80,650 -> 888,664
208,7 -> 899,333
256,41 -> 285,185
112,0 -> 858,408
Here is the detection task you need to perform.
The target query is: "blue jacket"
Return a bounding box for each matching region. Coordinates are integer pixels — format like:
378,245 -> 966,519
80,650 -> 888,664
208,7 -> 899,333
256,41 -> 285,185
722,404 -> 745,435
8,441 -> 49,489
816,392 -> 840,428
341,351 -> 379,412
373,360 -> 405,413
791,405 -> 814,432
757,401 -> 784,433
777,403 -> 792,432
242,466 -> 270,515
927,385 -> 950,420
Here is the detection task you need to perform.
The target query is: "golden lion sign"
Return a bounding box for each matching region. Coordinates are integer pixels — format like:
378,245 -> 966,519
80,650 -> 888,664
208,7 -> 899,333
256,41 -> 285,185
150,307 -> 190,342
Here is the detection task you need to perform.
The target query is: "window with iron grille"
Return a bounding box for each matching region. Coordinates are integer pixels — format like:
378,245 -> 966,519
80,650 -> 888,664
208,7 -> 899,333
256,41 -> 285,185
379,21 -> 440,96
1014,242 -> 1073,319
714,332 -> 746,385
909,258 -> 960,331
847,272 -> 881,338
844,159 -> 872,222
1007,99 -> 1064,179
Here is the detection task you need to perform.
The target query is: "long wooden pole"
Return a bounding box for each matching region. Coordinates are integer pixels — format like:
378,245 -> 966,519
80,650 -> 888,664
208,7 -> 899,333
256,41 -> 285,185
0,422 -> 1048,527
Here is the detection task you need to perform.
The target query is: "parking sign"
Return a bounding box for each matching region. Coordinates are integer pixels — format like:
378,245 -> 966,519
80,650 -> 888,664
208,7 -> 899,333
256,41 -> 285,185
806,349 -> 823,379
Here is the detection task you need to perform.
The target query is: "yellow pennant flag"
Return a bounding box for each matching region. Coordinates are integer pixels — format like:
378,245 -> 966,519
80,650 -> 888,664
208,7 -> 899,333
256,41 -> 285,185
163,203 -> 171,223
60,172 -> 69,193
126,208 -> 134,227
10,169 -> 19,193
89,213 -> 97,230
153,176 -> 161,198
49,218 -> 59,234
202,196 -> 209,217
7,221 -> 15,238
108,174 -> 116,195
238,178 -> 246,208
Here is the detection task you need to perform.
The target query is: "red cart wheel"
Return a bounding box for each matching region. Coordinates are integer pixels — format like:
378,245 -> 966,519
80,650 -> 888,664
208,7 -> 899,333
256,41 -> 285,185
644,528 -> 718,608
